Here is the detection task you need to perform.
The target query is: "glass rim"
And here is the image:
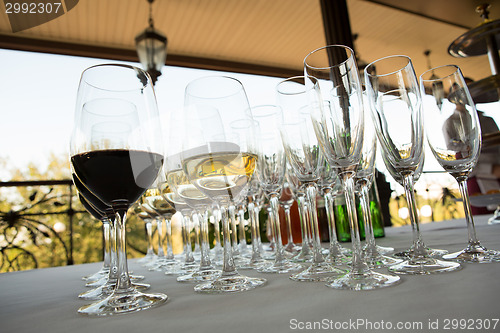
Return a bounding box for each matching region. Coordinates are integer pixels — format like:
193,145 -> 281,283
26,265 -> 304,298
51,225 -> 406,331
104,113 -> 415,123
82,98 -> 137,117
364,55 -> 412,78
276,75 -> 318,95
420,64 -> 461,82
185,75 -> 245,100
303,44 -> 355,71
81,63 -> 151,92
250,104 -> 283,117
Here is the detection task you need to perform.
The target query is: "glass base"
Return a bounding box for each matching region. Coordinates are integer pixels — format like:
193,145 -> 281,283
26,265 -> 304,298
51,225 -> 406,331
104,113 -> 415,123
291,248 -> 313,263
137,252 -> 156,265
79,281 -> 150,301
388,257 -> 461,275
442,243 -> 500,263
257,260 -> 302,274
85,273 -> 144,287
325,252 -> 350,266
364,254 -> 402,269
325,271 -> 401,291
290,261 -> 347,282
82,268 -> 109,282
488,207 -> 500,225
176,268 -> 222,283
284,242 -> 301,254
374,245 -> 394,255
237,257 -> 270,270
78,289 -> 168,316
394,247 -> 448,259
194,274 -> 266,293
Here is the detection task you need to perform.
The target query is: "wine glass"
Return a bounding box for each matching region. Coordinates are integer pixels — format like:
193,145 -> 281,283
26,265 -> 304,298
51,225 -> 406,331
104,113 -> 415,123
163,110 -> 221,282
72,173 -> 112,282
304,45 -> 400,289
276,75 -> 346,282
251,105 -> 302,274
70,64 -> 168,315
364,55 -> 461,274
420,64 -> 500,263
141,173 -> 184,273
133,205 -> 157,265
182,76 -> 266,293
355,101 -> 401,268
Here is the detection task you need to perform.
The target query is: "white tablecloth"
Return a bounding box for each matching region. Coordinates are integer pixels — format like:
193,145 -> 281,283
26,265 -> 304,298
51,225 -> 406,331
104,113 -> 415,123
1,215 -> 499,333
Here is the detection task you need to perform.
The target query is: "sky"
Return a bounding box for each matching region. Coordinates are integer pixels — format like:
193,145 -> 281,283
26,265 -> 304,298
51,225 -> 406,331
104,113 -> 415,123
1,48 -> 499,197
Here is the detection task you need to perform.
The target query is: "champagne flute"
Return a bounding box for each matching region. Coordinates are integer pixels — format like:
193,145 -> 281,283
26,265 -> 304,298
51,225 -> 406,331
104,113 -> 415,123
420,64 -> 500,263
251,105 -> 302,274
182,76 -> 266,293
355,103 -> 401,268
364,55 -> 461,274
277,76 -> 346,282
305,45 -> 400,289
71,64 -> 168,315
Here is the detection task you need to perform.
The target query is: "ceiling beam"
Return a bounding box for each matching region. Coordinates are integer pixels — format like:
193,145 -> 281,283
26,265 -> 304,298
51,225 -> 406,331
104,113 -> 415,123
0,34 -> 302,78
320,0 -> 355,51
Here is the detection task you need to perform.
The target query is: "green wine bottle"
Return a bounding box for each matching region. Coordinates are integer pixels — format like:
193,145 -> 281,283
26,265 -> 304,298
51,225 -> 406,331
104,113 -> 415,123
334,181 -> 385,242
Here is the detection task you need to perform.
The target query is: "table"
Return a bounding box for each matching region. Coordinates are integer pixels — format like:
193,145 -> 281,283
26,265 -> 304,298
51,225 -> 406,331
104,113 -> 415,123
1,215 -> 499,333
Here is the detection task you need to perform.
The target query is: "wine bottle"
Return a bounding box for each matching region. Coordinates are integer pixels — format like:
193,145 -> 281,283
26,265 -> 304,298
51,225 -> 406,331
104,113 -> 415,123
334,181 -> 386,242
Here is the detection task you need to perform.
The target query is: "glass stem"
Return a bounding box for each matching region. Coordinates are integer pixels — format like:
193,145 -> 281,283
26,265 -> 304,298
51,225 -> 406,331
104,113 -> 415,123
284,205 -> 294,245
359,183 -> 377,251
341,172 -> 367,274
212,208 -> 222,252
323,191 -> 342,256
254,204 -> 264,254
156,217 -> 165,258
297,195 -> 311,255
402,173 -> 427,257
114,210 -> 132,292
108,217 -> 118,281
269,195 -> 286,264
238,205 -> 248,250
457,178 -> 480,246
102,220 -> 111,270
145,220 -> 155,257
305,184 -> 324,264
221,205 -> 237,276
198,211 -> 213,269
230,207 -> 239,255
193,220 -> 201,254
248,202 -> 262,262
164,218 -> 174,260
182,213 -> 195,264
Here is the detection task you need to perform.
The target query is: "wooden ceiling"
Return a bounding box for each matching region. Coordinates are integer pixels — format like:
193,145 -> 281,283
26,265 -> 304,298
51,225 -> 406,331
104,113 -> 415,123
1,0 -> 499,81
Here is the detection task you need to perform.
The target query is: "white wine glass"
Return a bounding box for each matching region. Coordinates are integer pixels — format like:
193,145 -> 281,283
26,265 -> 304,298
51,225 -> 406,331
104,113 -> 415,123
305,45 -> 400,289
70,64 -> 168,315
420,64 -> 500,263
365,55 -> 461,274
182,76 -> 266,293
163,110 -> 221,282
